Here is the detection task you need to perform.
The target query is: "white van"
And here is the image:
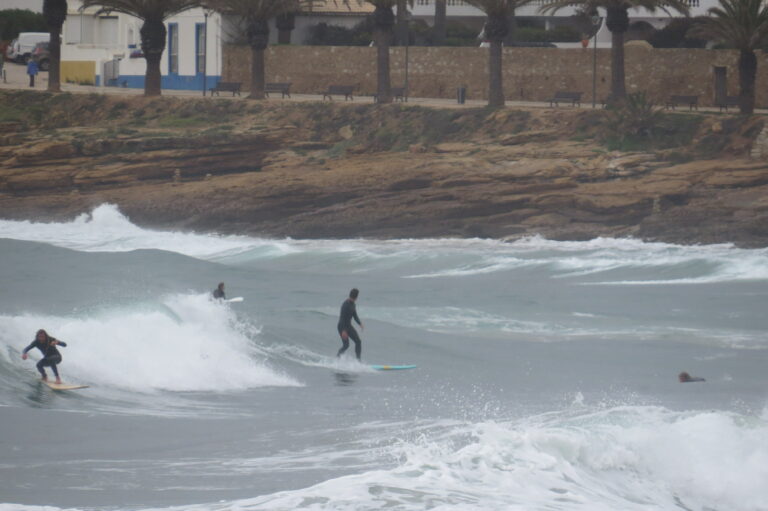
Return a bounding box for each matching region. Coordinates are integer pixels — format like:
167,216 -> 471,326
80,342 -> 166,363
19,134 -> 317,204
6,32 -> 49,63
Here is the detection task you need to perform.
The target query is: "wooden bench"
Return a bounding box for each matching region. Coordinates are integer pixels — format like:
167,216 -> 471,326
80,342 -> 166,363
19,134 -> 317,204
717,95 -> 740,111
548,91 -> 582,107
373,86 -> 407,103
209,82 -> 241,97
665,95 -> 699,110
265,82 -> 291,98
322,84 -> 355,101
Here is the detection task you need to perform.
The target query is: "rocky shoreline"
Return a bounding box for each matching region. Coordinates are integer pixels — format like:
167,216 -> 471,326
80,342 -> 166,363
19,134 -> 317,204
0,91 -> 766,247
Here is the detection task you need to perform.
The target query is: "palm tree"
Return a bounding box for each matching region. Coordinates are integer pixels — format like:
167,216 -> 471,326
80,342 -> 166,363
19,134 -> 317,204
81,0 -> 201,96
689,0 -> 768,114
44,0 -> 67,93
541,0 -> 689,101
464,0 -> 533,106
205,0 -> 310,99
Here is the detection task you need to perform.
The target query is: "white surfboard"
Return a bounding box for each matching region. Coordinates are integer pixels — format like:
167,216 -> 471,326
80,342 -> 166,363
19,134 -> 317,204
226,297 -> 244,303
42,381 -> 89,391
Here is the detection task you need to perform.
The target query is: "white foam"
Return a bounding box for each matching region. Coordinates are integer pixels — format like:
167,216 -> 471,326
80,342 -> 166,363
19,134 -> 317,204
130,407 -> 768,511
2,204 -> 767,283
0,294 -> 300,392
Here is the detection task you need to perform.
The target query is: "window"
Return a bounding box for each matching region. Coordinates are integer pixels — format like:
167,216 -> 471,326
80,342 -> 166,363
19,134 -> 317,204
195,23 -> 206,75
168,23 -> 178,74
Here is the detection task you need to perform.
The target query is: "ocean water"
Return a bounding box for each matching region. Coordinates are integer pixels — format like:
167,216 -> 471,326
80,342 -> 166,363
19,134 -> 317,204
1,204 -> 767,511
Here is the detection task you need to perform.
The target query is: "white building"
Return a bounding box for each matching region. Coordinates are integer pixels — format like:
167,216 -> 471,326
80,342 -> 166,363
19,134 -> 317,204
61,1 -> 223,91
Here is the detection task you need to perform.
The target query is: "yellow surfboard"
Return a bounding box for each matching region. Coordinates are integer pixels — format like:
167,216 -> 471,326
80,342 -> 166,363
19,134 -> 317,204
42,381 -> 89,391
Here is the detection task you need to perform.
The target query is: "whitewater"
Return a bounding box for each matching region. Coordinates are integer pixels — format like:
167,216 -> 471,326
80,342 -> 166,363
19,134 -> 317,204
1,204 -> 767,511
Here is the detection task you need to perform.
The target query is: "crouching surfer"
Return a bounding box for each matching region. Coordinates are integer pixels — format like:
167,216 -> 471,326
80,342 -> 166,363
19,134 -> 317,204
337,288 -> 364,361
213,282 -> 226,300
21,329 -> 67,384
678,371 -> 705,383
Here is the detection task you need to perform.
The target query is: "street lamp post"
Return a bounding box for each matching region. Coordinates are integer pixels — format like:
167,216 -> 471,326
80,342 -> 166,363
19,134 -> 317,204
404,11 -> 411,101
203,9 -> 211,96
591,14 -> 602,108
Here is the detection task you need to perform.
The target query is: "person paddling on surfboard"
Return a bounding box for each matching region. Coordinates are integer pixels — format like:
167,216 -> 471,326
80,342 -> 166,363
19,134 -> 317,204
337,288 -> 364,361
21,329 -> 67,385
213,282 -> 226,300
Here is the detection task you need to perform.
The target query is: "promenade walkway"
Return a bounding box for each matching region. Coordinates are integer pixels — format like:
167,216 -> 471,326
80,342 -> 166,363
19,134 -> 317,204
1,60 -> 765,114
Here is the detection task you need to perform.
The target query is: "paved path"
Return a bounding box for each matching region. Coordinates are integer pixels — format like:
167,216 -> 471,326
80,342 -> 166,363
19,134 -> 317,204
1,60 -> 764,114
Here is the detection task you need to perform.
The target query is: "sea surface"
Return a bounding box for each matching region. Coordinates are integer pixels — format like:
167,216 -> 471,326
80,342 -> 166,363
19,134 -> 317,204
1,204 -> 767,511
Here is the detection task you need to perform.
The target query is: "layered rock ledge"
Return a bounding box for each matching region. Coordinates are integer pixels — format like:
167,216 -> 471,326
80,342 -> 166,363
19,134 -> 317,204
0,91 -> 766,246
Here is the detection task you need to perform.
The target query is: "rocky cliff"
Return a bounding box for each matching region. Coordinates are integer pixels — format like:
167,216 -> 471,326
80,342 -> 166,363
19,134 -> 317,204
0,90 -> 766,246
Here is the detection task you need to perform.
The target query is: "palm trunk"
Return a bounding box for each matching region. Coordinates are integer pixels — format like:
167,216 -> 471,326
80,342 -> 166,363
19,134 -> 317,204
250,46 -> 266,99
140,19 -> 166,96
48,23 -> 62,92
488,39 -> 504,106
375,26 -> 392,103
609,29 -> 626,100
396,0 -> 408,46
373,6 -> 394,104
44,0 -> 66,93
605,6 -> 628,102
246,19 -> 269,99
433,0 -> 446,45
738,49 -> 756,115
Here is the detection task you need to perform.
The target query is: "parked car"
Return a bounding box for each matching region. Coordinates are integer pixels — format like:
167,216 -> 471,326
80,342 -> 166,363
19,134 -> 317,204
31,41 -> 50,71
6,32 -> 49,63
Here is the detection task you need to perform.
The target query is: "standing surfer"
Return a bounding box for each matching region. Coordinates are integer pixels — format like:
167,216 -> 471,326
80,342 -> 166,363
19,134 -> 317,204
337,288 -> 364,361
21,329 -> 67,384
213,282 -> 226,300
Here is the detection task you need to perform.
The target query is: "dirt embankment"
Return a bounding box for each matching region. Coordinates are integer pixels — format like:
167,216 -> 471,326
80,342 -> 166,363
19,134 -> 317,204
0,90 -> 766,246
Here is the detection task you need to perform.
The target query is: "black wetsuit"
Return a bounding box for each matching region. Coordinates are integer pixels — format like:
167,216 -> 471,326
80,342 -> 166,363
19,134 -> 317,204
23,338 -> 67,379
213,288 -> 226,300
337,298 -> 362,360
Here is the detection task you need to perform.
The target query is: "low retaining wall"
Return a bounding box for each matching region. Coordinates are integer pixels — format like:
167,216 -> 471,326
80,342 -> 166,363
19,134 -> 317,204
223,45 -> 768,107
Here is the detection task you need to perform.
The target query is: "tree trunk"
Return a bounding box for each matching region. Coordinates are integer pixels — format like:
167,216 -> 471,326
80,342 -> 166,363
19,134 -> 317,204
246,19 -> 269,99
488,39 -> 504,106
395,0 -> 408,46
433,0 -> 446,45
609,29 -> 626,100
140,18 -> 166,96
485,13 -> 508,107
250,45 -> 265,99
375,26 -> 392,103
44,0 -> 67,93
373,6 -> 394,104
48,23 -> 62,92
738,49 -> 756,115
605,6 -> 628,102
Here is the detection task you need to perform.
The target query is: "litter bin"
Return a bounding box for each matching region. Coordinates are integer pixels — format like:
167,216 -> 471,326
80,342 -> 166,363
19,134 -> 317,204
457,86 -> 467,104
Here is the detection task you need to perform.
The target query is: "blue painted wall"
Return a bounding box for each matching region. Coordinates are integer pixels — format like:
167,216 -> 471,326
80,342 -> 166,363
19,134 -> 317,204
107,74 -> 222,91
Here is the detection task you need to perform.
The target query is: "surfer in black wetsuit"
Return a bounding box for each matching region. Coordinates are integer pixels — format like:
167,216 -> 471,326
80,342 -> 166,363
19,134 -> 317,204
337,288 -> 364,361
213,282 -> 226,300
21,329 -> 67,384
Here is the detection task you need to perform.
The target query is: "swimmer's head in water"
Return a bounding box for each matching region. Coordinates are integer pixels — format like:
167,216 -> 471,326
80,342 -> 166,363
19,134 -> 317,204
678,371 -> 691,382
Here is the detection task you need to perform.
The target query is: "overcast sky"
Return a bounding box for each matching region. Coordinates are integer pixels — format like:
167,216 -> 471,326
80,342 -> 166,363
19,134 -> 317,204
2,0 -> 42,12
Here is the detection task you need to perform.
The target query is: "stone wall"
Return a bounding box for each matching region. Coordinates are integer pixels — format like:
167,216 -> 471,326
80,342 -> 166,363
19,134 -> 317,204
223,45 -> 768,107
